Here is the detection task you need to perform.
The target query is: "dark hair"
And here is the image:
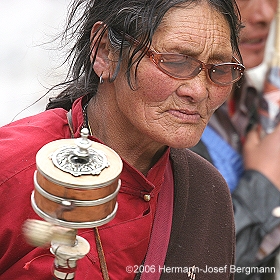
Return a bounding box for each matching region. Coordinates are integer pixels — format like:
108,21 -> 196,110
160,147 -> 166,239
46,0 -> 242,110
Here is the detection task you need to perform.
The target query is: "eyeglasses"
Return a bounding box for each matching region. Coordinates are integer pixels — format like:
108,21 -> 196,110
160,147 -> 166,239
119,31 -> 245,86
145,49 -> 245,86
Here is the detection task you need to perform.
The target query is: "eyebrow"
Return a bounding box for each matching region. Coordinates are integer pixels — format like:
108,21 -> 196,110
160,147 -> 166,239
153,45 -> 233,63
122,30 -> 233,63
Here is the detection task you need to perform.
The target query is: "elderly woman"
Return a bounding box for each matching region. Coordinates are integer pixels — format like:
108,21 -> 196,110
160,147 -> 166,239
0,0 -> 244,279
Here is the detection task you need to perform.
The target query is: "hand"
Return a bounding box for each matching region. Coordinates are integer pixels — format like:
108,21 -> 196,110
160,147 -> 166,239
243,123 -> 280,190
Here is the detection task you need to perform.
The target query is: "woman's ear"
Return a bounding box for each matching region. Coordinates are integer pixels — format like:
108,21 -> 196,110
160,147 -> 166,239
90,21 -> 110,79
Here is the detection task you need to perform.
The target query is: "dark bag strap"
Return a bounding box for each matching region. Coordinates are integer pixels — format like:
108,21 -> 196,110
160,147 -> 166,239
66,110 -> 75,138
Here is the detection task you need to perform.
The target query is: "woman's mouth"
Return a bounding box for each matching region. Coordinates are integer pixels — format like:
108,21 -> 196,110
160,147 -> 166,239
168,109 -> 201,122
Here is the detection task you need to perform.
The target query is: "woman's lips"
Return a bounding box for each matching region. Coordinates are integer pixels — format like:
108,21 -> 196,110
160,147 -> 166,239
168,109 -> 201,122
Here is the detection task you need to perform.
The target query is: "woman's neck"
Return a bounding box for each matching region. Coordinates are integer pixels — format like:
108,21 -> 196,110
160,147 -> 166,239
86,96 -> 167,175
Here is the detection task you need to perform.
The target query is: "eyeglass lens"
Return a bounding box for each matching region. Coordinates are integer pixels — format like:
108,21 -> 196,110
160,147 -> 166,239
151,53 -> 244,86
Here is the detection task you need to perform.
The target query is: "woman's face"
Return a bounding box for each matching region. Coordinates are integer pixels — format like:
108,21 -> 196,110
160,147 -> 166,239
110,2 -> 234,149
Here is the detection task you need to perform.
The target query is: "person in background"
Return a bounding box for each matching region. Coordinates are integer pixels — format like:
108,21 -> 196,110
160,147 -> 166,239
191,0 -> 279,279
0,0 -> 244,279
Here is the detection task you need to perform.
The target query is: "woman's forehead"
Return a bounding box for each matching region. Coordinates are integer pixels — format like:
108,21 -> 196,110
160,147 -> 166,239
152,2 -> 232,60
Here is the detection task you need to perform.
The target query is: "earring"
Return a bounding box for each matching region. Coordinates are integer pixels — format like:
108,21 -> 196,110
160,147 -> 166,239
99,74 -> 104,84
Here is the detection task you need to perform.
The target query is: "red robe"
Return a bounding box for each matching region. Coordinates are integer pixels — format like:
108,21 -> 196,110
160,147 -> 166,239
0,97 -> 235,279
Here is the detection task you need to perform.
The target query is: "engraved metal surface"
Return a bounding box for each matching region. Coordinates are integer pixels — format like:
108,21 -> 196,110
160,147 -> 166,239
51,145 -> 109,176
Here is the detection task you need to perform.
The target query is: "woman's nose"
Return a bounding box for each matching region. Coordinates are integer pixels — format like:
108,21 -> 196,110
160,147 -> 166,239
176,75 -> 209,103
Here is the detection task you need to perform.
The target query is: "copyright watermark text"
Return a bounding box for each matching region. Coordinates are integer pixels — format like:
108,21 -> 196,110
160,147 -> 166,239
125,264 -> 276,276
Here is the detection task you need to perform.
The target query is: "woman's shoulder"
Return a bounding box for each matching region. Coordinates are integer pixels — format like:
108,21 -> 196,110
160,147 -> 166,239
0,108 -> 70,184
171,147 -> 225,180
1,108 -> 70,141
170,147 -> 231,199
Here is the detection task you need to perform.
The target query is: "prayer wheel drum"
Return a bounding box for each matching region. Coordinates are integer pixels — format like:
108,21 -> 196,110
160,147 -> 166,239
31,129 -> 123,229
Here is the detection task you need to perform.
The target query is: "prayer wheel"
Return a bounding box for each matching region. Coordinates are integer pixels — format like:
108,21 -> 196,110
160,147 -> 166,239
31,128 -> 123,229
23,128 -> 122,279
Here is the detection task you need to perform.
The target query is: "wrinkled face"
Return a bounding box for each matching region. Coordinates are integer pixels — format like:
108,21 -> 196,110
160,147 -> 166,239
111,2 -> 234,148
236,0 -> 277,68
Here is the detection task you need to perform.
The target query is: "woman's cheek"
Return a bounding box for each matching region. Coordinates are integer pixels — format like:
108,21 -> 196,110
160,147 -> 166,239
137,65 -> 177,101
210,85 -> 232,110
